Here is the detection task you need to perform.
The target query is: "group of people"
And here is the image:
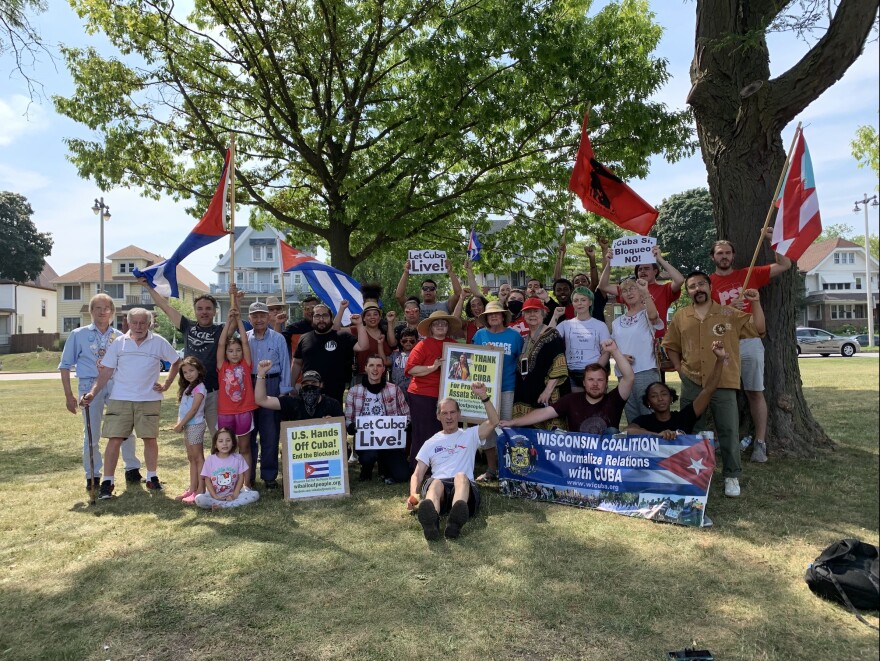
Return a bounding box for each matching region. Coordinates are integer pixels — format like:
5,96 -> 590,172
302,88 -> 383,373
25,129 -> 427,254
59,229 -> 789,531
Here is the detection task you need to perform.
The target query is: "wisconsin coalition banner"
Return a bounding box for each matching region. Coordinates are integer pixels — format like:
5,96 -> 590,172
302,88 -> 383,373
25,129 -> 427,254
497,428 -> 716,527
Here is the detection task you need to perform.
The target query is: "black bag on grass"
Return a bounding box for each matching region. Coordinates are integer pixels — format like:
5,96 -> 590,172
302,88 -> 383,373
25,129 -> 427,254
805,538 -> 879,628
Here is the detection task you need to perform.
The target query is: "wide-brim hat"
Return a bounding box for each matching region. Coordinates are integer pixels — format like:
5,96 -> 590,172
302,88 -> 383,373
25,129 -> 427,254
265,296 -> 285,309
417,310 -> 462,337
362,299 -> 381,313
521,297 -> 548,313
478,300 -> 512,325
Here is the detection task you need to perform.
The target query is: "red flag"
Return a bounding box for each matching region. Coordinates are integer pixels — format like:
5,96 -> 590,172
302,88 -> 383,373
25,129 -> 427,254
280,241 -> 316,271
771,128 -> 822,262
568,114 -> 658,235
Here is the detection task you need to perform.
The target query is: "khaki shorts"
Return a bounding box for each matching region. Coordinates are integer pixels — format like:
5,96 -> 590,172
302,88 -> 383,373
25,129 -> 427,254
103,400 -> 162,439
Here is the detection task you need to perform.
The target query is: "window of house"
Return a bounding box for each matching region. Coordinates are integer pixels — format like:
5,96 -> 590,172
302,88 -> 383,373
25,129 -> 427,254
63,317 -> 81,333
855,304 -> 867,318
831,305 -> 854,320
855,277 -> 863,290
63,285 -> 81,301
41,300 -> 46,317
97,283 -> 124,299
293,273 -> 302,285
252,245 -> 276,262
118,262 -> 136,273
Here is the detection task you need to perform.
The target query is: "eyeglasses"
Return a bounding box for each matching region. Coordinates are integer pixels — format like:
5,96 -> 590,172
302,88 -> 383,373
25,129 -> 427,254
618,276 -> 637,284
312,313 -> 331,319
421,285 -> 436,292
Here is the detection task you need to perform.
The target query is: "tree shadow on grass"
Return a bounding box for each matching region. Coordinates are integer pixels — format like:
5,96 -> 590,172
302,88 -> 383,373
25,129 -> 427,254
0,443 -> 81,480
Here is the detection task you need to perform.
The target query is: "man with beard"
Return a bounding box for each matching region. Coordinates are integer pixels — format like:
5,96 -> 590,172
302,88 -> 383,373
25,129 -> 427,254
394,259 -> 463,319
254,364 -> 342,421
663,271 -> 765,498
500,339 -> 634,435
139,278 -> 230,436
345,355 -> 411,483
279,295 -> 321,356
709,232 -> 790,463
292,304 -> 368,404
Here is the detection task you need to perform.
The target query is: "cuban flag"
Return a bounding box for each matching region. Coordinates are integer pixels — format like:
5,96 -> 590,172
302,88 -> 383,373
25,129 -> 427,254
134,149 -> 231,297
280,242 -> 363,325
304,460 -> 330,479
772,128 -> 822,262
467,228 -> 482,262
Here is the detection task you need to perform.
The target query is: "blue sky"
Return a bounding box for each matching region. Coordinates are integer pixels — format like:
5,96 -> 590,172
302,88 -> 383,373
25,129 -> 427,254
0,2 -> 877,287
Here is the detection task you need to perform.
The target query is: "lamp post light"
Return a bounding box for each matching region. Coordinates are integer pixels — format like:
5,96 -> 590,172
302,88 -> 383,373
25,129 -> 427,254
91,197 -> 111,293
853,194 -> 878,348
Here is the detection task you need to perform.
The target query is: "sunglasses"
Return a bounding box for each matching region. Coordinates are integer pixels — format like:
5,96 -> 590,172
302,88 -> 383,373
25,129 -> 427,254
421,286 -> 436,292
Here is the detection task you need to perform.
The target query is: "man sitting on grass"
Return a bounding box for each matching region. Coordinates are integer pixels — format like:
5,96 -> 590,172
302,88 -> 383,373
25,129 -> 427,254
406,381 -> 499,541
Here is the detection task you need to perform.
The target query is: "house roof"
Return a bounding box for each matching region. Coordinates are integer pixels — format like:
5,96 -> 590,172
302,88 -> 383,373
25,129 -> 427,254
798,237 -> 864,273
52,257 -> 209,293
0,262 -> 58,291
106,245 -> 162,261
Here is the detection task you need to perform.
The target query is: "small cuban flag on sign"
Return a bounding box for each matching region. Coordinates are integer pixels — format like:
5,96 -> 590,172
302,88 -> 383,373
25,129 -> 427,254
467,228 -> 482,262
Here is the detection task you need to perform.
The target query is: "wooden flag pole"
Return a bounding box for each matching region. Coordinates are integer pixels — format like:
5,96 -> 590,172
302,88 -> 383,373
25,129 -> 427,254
228,134 -> 237,302
740,122 -> 801,292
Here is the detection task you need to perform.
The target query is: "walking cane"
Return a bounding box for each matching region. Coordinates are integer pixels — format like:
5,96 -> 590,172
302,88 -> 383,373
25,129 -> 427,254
83,404 -> 97,505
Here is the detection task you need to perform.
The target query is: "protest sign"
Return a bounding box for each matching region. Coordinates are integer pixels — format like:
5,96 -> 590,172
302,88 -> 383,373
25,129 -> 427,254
438,343 -> 504,423
355,415 -> 408,451
497,428 -> 715,527
281,417 -> 349,501
408,249 -> 447,274
611,235 -> 656,267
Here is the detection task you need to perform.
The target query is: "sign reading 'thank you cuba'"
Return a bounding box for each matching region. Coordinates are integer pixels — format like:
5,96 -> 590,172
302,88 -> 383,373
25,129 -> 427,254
408,249 -> 447,274
281,417 -> 349,502
497,428 -> 715,527
355,416 -> 407,451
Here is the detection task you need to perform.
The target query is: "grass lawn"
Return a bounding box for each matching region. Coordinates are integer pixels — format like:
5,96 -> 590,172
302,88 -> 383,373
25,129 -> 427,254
0,361 -> 877,660
0,350 -> 63,373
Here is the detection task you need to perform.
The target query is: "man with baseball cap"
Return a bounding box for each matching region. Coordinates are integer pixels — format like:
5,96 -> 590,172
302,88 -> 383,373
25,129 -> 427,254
254,361 -> 342,421
247,301 -> 292,489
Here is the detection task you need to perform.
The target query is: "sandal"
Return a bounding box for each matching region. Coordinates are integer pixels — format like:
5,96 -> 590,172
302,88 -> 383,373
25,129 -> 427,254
475,470 -> 497,482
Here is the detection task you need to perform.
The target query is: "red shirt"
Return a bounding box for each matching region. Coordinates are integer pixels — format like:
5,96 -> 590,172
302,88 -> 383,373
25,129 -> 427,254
405,337 -> 457,398
710,265 -> 771,314
217,360 -> 257,414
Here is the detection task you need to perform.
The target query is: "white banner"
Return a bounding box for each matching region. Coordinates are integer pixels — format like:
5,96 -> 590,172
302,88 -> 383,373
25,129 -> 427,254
611,236 -> 656,267
354,415 -> 408,451
408,249 -> 447,274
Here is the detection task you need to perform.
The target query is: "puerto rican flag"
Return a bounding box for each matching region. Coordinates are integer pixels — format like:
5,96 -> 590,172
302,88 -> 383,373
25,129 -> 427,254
280,242 -> 363,325
134,149 -> 231,297
772,128 -> 822,262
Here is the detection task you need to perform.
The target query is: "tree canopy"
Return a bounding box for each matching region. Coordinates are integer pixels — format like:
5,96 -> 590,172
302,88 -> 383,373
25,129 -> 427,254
851,123 -> 879,186
55,0 -> 692,273
651,188 -> 715,275
0,191 -> 53,282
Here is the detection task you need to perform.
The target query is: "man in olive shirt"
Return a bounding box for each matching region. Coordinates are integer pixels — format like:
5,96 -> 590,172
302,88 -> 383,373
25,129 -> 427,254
662,271 -> 764,498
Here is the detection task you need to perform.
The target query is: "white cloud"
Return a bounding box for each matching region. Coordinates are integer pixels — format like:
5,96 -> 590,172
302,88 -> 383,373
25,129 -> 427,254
0,163 -> 50,192
0,94 -> 49,146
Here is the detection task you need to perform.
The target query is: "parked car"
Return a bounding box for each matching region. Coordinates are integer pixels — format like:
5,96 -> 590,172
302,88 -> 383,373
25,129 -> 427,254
795,327 -> 860,357
853,334 -> 879,348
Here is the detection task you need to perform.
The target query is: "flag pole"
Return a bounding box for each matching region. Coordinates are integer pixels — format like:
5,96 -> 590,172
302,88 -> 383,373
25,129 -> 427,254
278,236 -> 286,305
740,121 -> 802,292
228,134 -> 236,304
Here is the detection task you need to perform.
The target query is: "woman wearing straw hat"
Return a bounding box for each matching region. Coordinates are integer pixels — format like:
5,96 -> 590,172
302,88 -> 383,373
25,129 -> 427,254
404,310 -> 462,468
350,299 -> 393,377
472,301 -> 523,481
512,297 -> 569,429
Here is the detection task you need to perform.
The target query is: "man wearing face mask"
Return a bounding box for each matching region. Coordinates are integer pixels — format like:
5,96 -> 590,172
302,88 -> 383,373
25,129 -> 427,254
254,363 -> 343,422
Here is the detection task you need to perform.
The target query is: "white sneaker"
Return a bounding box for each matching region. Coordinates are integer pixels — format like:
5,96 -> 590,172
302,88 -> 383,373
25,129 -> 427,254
348,450 -> 359,465
724,477 -> 741,497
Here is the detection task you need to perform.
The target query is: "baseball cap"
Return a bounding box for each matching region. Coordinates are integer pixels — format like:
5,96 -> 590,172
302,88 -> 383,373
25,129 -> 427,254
301,370 -> 322,385
249,302 -> 269,313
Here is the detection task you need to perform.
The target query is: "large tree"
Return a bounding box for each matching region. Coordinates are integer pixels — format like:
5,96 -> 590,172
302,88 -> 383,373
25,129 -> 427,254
0,191 -> 53,282
688,0 -> 879,455
55,0 -> 692,274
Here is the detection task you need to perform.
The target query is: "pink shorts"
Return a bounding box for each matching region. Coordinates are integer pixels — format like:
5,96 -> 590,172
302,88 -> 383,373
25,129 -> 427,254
217,411 -> 254,436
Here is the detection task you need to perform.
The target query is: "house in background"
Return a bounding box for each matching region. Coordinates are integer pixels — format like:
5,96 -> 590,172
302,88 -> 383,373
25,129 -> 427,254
797,237 -> 879,332
52,245 -> 208,338
212,226 -> 315,317
0,263 -> 59,353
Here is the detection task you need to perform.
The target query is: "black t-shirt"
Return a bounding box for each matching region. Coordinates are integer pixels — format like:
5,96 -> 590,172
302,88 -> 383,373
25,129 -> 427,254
591,289 -> 608,323
178,317 -> 224,391
278,394 -> 343,421
631,404 -> 699,435
552,388 -> 626,434
293,330 -> 357,402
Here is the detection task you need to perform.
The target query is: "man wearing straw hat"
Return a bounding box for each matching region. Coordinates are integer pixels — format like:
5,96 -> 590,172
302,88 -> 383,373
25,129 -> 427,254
471,301 -> 523,482
709,230 -> 790,463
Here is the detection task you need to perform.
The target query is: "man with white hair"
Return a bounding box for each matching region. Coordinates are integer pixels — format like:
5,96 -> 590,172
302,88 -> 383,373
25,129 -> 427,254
81,308 -> 181,499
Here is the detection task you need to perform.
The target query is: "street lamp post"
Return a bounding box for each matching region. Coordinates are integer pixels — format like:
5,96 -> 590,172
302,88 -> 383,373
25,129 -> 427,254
91,197 -> 111,293
853,194 -> 878,348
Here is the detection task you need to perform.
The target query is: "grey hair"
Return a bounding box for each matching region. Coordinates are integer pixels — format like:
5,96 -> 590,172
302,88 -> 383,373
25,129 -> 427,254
127,307 -> 154,325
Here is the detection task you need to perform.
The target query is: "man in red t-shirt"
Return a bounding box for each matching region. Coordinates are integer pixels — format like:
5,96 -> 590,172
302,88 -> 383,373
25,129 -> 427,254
709,228 -> 791,463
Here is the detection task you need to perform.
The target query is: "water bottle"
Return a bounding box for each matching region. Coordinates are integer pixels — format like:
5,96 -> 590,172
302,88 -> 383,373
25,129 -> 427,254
740,435 -> 753,451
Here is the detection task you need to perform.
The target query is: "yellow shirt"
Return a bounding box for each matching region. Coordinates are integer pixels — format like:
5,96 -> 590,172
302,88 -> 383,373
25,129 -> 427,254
662,302 -> 757,389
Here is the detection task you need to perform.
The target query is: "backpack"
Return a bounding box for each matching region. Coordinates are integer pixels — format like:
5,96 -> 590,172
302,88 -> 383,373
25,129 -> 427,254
804,538 -> 879,629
